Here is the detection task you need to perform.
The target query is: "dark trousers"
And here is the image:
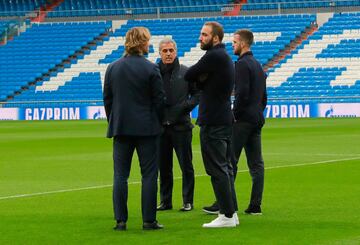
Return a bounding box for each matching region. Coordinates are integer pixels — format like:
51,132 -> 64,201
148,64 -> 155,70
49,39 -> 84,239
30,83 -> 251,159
113,135 -> 159,223
231,121 -> 264,207
159,126 -> 195,205
200,125 -> 237,215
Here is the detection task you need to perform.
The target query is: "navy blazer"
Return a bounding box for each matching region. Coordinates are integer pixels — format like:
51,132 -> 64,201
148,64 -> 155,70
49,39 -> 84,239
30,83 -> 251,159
233,51 -> 267,126
103,55 -> 165,137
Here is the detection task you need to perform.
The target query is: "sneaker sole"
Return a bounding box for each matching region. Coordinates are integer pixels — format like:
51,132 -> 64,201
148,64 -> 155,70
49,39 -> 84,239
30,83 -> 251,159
244,212 -> 262,216
202,224 -> 236,228
180,208 -> 193,211
202,209 -> 219,215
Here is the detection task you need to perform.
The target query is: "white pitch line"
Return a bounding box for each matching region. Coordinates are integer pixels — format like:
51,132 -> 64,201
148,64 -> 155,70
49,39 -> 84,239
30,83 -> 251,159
1,156 -> 359,201
264,156 -> 360,170
0,184 -> 114,201
192,150 -> 360,157
264,153 -> 360,157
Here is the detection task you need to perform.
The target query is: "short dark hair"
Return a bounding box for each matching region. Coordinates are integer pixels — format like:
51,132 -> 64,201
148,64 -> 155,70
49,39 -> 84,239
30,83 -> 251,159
234,29 -> 254,47
204,21 -> 224,42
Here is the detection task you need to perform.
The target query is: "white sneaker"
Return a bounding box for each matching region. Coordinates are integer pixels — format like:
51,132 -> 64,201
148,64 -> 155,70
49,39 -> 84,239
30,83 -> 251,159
234,212 -> 239,225
202,214 -> 236,228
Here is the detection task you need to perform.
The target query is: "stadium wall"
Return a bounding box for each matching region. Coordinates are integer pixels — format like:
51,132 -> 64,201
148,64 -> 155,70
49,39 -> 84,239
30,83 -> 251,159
1,102 -> 360,121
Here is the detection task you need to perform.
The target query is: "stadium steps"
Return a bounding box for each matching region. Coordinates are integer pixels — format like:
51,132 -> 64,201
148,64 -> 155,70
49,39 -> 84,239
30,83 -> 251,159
267,29 -> 360,86
267,12 -> 360,92
35,33 -> 112,92
35,22 -> 128,93
2,22 -> 112,102
264,23 -> 318,72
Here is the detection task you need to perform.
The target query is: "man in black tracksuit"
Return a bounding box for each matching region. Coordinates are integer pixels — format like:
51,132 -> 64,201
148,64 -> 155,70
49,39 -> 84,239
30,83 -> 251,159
231,29 -> 267,215
157,38 -> 200,212
185,22 -> 238,228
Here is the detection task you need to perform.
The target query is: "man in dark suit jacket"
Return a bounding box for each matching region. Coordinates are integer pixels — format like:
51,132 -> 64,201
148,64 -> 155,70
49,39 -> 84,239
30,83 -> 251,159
185,22 -> 238,228
156,38 -> 200,212
231,29 -> 267,215
103,27 -> 165,231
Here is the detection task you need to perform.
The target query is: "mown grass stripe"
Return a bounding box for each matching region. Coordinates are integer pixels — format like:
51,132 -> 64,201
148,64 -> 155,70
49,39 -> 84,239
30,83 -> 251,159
1,156 -> 358,201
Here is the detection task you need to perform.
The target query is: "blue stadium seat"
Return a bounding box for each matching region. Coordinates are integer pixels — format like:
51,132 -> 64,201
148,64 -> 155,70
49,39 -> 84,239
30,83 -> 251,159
2,12 -> 360,107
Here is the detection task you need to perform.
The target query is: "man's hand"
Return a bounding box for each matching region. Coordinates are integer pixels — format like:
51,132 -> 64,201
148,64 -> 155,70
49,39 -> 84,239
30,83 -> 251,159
198,73 -> 208,82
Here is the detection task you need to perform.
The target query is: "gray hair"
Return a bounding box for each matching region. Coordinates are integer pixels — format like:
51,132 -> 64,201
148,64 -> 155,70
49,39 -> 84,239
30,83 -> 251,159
158,38 -> 177,51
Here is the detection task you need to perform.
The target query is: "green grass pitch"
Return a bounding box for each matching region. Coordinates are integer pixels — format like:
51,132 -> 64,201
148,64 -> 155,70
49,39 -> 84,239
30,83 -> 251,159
0,118 -> 359,244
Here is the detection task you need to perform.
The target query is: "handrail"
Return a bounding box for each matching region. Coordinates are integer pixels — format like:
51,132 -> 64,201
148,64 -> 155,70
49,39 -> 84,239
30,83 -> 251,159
2,96 -> 360,106
0,0 -> 359,18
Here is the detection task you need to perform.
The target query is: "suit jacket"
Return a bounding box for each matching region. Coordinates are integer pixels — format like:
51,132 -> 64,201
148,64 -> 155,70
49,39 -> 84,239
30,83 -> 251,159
184,43 -> 234,126
159,58 -> 200,130
103,55 -> 165,137
233,51 -> 267,126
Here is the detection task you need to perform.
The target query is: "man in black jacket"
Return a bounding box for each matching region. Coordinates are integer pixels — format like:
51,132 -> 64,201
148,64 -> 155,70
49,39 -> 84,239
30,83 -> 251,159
156,38 -> 200,212
185,22 -> 238,228
231,29 -> 267,215
103,27 -> 165,230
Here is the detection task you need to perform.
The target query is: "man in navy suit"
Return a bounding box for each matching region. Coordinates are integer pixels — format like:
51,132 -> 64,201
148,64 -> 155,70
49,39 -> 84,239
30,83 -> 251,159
103,27 -> 165,230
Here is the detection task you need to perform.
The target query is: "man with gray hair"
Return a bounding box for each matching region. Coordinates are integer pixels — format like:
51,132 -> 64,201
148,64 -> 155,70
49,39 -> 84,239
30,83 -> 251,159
156,38 -> 200,212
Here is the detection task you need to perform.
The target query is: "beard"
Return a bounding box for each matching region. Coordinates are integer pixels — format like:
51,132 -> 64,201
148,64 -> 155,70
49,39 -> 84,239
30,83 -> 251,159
200,38 -> 214,50
234,47 -> 241,55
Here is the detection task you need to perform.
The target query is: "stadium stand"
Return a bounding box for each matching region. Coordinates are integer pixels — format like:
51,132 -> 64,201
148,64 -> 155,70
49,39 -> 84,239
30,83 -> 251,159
266,12 -> 360,102
0,21 -> 111,103
0,1 -> 360,110
1,14 -> 315,107
0,19 -> 13,31
0,19 -> 14,36
47,0 -> 233,17
11,72 -> 103,106
0,0 -> 47,16
242,0 -> 360,11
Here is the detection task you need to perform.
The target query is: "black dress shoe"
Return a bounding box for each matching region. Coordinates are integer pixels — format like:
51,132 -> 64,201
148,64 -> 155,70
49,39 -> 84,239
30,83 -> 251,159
244,205 -> 262,215
113,221 -> 126,231
143,221 -> 164,230
202,201 -> 219,214
157,203 -> 172,211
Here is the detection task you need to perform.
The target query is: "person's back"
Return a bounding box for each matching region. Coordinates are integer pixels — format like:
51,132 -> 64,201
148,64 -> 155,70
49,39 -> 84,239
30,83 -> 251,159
105,55 -> 163,137
103,27 -> 165,231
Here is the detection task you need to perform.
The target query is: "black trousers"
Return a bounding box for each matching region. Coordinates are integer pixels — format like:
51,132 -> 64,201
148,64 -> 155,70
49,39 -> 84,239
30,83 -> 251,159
200,125 -> 237,215
231,121 -> 264,207
159,126 -> 194,205
113,135 -> 159,223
